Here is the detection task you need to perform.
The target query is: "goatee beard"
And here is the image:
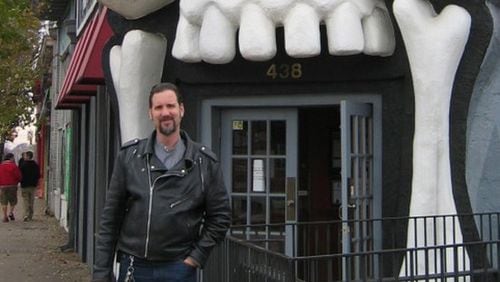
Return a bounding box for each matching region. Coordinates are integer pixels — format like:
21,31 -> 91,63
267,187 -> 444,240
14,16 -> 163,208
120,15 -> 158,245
160,127 -> 175,136
159,120 -> 177,136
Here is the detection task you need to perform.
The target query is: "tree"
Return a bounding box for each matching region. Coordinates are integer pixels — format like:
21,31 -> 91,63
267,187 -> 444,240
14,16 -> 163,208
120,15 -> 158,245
0,0 -> 43,142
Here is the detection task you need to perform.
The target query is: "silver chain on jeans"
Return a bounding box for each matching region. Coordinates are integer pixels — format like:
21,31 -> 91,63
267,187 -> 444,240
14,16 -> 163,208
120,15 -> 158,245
124,255 -> 135,282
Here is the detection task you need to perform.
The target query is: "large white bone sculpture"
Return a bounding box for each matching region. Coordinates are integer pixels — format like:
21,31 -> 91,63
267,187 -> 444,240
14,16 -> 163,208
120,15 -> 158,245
173,0 -> 396,63
109,30 -> 167,144
393,0 -> 471,278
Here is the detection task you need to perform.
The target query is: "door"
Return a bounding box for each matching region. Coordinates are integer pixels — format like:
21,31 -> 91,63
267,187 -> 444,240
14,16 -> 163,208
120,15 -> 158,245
340,101 -> 377,280
221,108 -> 298,256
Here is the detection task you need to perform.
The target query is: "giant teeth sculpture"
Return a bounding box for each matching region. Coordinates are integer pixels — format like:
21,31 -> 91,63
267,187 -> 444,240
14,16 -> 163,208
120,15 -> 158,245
173,0 -> 396,63
102,0 -> 396,142
100,0 -> 472,278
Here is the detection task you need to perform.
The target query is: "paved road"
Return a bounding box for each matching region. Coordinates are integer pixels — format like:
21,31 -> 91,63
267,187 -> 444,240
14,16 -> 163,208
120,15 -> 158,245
0,190 -> 91,282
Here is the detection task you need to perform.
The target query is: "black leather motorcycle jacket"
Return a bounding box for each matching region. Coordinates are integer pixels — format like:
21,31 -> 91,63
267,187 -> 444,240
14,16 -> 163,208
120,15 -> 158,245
93,130 -> 231,281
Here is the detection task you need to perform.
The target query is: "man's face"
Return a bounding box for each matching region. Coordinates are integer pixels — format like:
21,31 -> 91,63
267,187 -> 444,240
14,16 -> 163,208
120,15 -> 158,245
149,89 -> 184,137
6,132 -> 16,142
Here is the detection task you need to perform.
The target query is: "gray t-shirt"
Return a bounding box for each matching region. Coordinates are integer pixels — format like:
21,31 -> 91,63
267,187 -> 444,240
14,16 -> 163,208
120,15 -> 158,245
154,138 -> 186,170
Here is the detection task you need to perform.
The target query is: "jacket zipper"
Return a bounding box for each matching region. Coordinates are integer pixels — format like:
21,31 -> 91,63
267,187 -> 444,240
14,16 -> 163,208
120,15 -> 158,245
145,154 -> 153,258
170,198 -> 188,208
144,157 -> 187,258
170,158 -> 204,208
199,157 -> 205,193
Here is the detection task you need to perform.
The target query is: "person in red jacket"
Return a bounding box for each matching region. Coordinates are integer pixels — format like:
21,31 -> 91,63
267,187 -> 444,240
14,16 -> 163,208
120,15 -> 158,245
0,153 -> 21,222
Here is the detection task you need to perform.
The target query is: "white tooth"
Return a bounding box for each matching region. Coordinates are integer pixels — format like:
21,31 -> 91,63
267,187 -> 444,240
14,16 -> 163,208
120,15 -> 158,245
99,0 -> 175,20
239,3 -> 276,61
325,2 -> 364,55
363,7 -> 395,56
393,0 -> 471,277
258,0 -> 295,18
199,5 -> 237,64
216,0 -> 246,20
109,45 -> 122,97
350,0 -> 377,16
309,0 -> 339,11
283,3 -> 321,58
172,14 -> 202,63
179,0 -> 210,23
117,30 -> 167,143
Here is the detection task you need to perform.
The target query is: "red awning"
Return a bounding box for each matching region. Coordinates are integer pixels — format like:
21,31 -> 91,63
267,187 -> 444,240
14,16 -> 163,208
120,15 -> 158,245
56,6 -> 113,109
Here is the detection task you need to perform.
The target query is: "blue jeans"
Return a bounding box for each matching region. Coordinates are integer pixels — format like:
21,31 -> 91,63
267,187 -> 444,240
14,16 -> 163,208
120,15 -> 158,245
118,253 -> 197,282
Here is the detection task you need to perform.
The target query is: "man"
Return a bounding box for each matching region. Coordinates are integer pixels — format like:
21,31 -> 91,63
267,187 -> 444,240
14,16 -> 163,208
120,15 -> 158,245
93,83 -> 231,282
0,153 -> 21,222
19,151 -> 40,221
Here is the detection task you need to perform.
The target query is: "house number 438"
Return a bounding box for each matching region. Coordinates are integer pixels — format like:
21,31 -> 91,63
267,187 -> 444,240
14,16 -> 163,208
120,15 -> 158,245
266,63 -> 303,79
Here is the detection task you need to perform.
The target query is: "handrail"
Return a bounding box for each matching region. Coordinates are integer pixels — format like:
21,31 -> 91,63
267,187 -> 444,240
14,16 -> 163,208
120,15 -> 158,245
203,213 -> 500,282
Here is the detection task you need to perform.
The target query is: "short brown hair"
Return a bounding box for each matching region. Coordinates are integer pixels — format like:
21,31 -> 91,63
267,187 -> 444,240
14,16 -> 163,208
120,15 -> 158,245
25,151 -> 33,159
3,153 -> 14,161
149,82 -> 183,108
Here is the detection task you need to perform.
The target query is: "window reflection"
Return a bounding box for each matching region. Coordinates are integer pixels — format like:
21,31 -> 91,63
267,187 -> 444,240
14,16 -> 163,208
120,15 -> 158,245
232,197 -> 247,225
270,121 -> 286,155
270,158 -> 286,193
251,121 -> 267,155
251,197 -> 266,224
232,158 -> 247,193
270,197 -> 285,223
232,120 -> 248,155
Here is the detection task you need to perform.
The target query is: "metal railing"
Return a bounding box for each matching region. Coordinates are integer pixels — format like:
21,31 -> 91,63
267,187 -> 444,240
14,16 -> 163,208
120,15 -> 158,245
203,213 -> 500,281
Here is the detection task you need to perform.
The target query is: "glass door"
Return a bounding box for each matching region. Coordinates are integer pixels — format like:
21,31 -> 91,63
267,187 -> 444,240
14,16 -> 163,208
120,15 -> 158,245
340,101 -> 376,280
221,108 -> 298,256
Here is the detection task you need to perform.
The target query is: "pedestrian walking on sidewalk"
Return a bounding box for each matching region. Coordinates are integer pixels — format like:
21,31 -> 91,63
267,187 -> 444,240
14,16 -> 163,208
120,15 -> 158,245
93,82 -> 231,282
19,151 -> 40,221
0,153 -> 21,222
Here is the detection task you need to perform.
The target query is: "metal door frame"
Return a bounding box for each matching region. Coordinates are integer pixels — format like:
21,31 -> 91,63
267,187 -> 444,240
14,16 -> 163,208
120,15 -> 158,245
340,101 -> 379,280
220,108 -> 298,256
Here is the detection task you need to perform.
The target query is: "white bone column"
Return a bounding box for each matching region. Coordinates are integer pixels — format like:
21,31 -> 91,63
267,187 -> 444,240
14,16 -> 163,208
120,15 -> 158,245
110,30 -> 167,144
393,0 -> 471,278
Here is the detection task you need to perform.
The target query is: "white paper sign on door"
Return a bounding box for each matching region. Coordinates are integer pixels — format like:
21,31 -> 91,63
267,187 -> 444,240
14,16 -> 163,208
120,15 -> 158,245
252,159 -> 265,192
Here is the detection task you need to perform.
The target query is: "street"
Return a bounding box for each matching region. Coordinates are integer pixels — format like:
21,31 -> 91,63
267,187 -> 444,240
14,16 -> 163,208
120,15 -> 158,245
0,190 -> 91,281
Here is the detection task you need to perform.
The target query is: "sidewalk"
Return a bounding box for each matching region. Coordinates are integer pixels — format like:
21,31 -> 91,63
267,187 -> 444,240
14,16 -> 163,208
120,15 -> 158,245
0,191 -> 91,281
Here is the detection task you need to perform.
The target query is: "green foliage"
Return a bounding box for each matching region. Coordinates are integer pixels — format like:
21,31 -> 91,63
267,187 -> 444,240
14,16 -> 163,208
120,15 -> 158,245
0,0 -> 42,140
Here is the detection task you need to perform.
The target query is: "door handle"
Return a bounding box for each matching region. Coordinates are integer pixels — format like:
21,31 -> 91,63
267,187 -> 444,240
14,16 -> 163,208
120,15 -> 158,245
287,200 -> 295,207
338,204 -> 357,220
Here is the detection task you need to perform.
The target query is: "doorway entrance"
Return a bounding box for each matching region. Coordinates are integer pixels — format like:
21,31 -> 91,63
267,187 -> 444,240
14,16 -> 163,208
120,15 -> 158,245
204,96 -> 381,280
297,107 -> 342,280
299,103 -> 378,278
298,107 -> 341,223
